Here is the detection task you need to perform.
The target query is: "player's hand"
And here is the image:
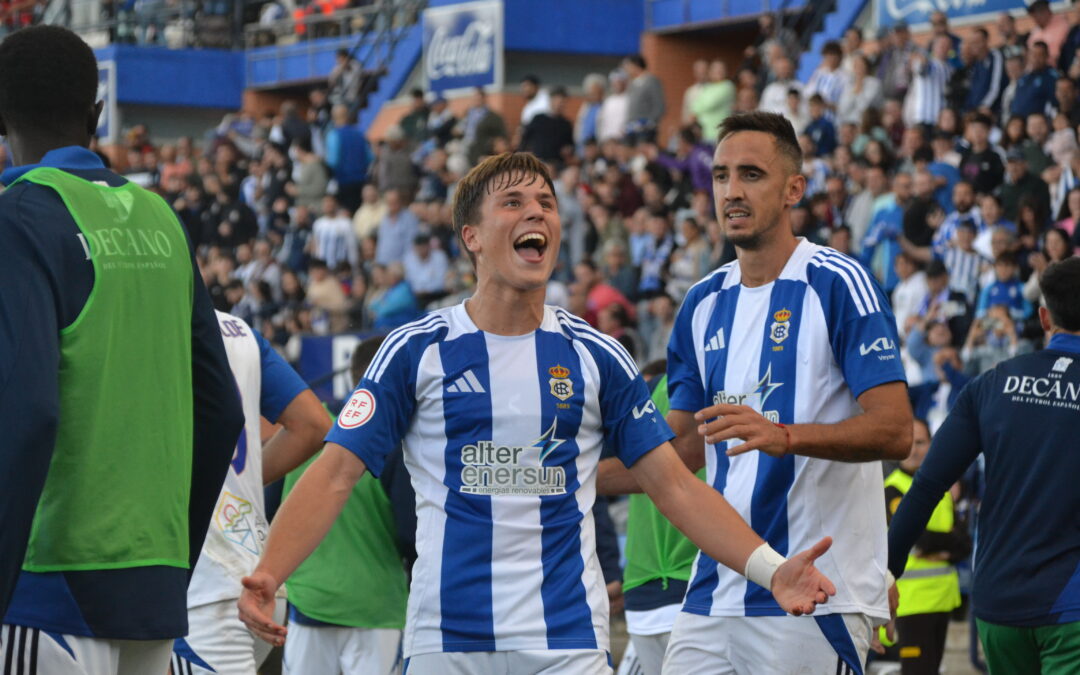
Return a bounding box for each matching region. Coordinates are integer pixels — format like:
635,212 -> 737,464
238,570 -> 287,646
694,404 -> 788,457
770,537 -> 837,616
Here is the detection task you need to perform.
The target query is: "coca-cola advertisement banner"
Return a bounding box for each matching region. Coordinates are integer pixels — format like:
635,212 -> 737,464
423,0 -> 504,93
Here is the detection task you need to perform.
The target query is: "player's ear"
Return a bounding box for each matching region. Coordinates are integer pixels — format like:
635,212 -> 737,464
786,172 -> 806,208
1039,305 -> 1053,333
87,100 -> 104,138
461,223 -> 482,256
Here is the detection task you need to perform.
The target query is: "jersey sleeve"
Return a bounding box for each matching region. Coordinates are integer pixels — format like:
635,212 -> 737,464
812,256 -> 907,398
324,339 -> 418,477
888,375 -> 984,577
595,343 -> 675,468
253,328 -> 308,424
666,290 -> 706,413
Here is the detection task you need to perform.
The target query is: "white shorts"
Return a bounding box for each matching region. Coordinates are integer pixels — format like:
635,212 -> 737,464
0,624 -> 173,675
283,622 -> 402,675
172,598 -> 287,675
403,649 -> 613,675
663,612 -> 873,675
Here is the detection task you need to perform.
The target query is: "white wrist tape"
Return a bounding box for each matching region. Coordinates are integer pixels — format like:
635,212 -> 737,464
745,543 -> 787,589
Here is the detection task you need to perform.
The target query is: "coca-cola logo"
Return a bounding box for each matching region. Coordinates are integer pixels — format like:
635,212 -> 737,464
425,19 -> 495,80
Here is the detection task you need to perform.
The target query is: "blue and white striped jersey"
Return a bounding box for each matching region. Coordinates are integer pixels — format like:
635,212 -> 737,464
667,240 -> 906,622
325,302 -> 673,658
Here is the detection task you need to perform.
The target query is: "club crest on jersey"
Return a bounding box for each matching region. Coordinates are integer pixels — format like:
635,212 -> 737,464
216,491 -> 263,556
770,309 -> 792,345
339,388 -> 376,429
548,364 -> 573,401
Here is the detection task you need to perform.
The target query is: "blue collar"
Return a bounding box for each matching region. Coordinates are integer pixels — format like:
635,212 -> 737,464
1,146 -> 106,186
1048,333 -> 1080,354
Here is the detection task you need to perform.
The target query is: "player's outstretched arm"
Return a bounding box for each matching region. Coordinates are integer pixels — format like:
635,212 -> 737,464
699,381 -> 912,462
597,409 -> 706,495
632,442 -> 836,615
239,442 -> 366,645
261,390 -> 333,484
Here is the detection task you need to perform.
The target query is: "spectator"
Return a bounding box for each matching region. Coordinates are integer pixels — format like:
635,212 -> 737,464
967,28 -> 1006,113
691,59 -> 735,142
1000,147 -> 1051,222
462,86 -> 509,166
918,259 -> 974,346
305,258 -> 348,333
520,86 -> 574,164
976,251 -> 1033,321
328,48 -> 361,107
519,74 -> 551,126
804,40 -> 847,111
930,10 -> 962,62
290,138 -> 329,210
932,180 -> 984,258
1022,112 -> 1054,175
1024,227 -> 1074,305
574,258 -> 635,327
804,94 -> 837,157
352,183 -> 386,241
324,104 -> 370,213
860,169 -> 912,292
759,56 -> 800,115
1027,0 -> 1071,65
373,188 -> 420,265
1010,41 -> 1058,119
398,89 -> 429,147
597,70 -> 630,143
375,125 -> 418,198
425,94 -> 456,148
644,293 -> 676,363
905,36 -> 954,128
597,301 -> 643,363
402,234 -> 450,306
599,240 -> 638,303
1048,76 -> 1080,129
961,304 -> 1030,374
908,318 -> 954,383
996,12 -> 1027,58
942,220 -> 985,303
959,113 -> 1005,195
366,261 -> 419,330
622,53 -> 665,141
756,12 -> 800,70
666,216 -> 711,301
975,193 -> 1017,258
576,73 -> 607,149
311,194 -> 358,271
893,251 -> 929,336
998,54 -> 1025,121
681,59 -> 709,123
846,160 -> 887,246
879,22 -> 917,100
838,54 -> 882,126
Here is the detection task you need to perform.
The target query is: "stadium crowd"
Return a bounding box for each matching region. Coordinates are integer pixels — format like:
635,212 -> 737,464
74,2 -> 1078,439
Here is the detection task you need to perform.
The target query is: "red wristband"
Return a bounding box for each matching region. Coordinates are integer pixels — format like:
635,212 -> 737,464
774,423 -> 792,454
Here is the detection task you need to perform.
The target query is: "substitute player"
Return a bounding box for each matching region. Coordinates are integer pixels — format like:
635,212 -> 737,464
889,257 -> 1080,674
172,311 -> 329,674
0,26 -> 242,674
280,336 -> 410,675
238,152 -> 837,675
652,111 -> 912,674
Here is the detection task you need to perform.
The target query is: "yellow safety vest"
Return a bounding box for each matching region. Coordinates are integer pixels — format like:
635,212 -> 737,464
886,469 -> 962,617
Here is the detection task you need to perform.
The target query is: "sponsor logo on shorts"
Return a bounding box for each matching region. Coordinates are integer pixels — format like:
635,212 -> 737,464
339,388 -> 376,429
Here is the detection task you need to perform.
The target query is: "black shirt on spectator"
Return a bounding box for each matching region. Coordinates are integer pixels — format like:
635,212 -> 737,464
959,147 -> 1004,195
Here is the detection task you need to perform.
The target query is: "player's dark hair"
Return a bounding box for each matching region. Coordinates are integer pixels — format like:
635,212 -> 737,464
451,152 -> 556,266
0,26 -> 98,135
350,335 -> 387,388
624,54 -> 646,70
717,111 -> 803,174
1041,257 -> 1080,331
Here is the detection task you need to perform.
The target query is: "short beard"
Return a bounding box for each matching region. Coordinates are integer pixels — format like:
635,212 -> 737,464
728,230 -> 765,250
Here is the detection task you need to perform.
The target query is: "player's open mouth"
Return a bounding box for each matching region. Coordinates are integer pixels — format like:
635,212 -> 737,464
725,207 -> 751,225
513,232 -> 548,263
